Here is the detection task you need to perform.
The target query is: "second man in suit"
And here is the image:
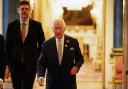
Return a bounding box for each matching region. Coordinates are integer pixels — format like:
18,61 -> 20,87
0,35 -> 6,89
5,1 -> 45,89
37,18 -> 84,89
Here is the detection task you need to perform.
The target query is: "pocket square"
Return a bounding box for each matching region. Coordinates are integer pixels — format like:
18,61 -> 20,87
70,47 -> 74,50
65,45 -> 68,47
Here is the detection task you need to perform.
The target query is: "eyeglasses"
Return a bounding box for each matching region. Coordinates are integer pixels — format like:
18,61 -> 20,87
20,8 -> 30,11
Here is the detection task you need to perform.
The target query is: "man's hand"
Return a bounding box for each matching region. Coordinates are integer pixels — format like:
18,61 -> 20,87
5,66 -> 10,79
0,78 -> 3,89
37,77 -> 44,86
70,66 -> 78,75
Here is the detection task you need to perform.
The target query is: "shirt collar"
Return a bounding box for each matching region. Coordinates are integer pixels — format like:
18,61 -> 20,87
20,19 -> 29,25
56,35 -> 64,41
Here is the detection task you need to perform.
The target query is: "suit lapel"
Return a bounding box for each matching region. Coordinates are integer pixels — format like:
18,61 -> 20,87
52,37 -> 59,64
63,35 -> 67,59
23,20 -> 31,44
62,35 -> 73,64
62,35 -> 69,63
16,20 -> 22,43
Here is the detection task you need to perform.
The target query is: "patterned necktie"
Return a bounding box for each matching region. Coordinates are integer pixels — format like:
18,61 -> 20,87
58,39 -> 63,64
21,23 -> 26,43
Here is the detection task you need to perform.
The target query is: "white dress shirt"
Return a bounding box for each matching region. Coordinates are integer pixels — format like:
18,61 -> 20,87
56,36 -> 64,64
20,19 -> 29,39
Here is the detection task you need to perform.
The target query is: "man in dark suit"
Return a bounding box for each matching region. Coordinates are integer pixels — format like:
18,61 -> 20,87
0,35 -> 6,88
37,18 -> 84,89
5,1 -> 45,89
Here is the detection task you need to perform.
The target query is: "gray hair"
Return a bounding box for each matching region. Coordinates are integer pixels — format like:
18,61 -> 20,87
51,18 -> 66,29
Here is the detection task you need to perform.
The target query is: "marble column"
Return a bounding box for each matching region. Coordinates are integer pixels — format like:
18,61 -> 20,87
113,0 -> 123,49
111,0 -> 123,57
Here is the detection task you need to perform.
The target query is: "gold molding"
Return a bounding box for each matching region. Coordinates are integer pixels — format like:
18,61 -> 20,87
112,48 -> 123,52
110,53 -> 124,58
66,25 -> 95,31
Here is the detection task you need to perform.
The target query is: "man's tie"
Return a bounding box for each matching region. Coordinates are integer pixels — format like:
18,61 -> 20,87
58,39 -> 63,65
21,23 -> 26,43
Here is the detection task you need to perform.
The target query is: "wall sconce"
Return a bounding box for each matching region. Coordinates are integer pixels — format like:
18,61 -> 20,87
30,0 -> 35,10
29,0 -> 35,18
90,7 -> 97,23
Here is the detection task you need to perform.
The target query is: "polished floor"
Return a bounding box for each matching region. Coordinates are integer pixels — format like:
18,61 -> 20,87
4,80 -> 102,89
4,62 -> 103,89
33,81 -> 102,89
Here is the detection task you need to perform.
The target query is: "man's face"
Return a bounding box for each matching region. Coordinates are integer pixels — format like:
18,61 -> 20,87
17,5 -> 31,22
52,21 -> 65,39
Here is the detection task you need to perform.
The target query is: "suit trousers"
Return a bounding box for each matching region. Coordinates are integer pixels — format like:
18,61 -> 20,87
10,63 -> 36,89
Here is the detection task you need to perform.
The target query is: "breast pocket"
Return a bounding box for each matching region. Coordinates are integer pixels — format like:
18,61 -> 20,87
66,47 -> 75,58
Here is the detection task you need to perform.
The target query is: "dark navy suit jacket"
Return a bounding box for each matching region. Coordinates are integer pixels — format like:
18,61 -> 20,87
6,19 -> 45,77
0,35 -> 6,80
37,35 -> 84,89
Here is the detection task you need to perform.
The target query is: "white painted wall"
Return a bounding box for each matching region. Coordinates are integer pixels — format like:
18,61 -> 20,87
105,0 -> 114,89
